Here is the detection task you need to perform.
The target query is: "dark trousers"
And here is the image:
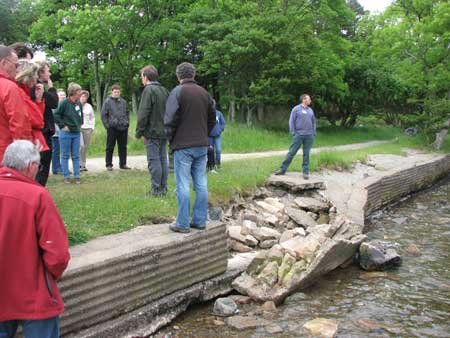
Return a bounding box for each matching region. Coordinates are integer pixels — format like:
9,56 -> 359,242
207,145 -> 215,170
35,132 -> 53,186
145,138 -> 168,195
105,127 -> 128,167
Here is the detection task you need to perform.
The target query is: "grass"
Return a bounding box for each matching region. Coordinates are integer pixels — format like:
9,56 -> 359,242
86,114 -> 404,157
48,140 -> 415,246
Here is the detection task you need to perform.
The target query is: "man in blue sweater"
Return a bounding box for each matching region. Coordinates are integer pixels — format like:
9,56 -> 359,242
274,94 -> 316,179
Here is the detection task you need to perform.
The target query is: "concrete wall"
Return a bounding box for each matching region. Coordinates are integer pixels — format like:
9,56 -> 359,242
59,222 -> 228,336
363,154 -> 450,216
345,154 -> 450,226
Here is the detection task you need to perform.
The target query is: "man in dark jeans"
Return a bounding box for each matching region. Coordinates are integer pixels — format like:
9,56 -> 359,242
135,65 -> 169,196
101,84 -> 130,171
274,94 -> 316,179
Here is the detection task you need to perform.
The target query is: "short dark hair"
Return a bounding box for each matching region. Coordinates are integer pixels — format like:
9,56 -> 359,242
111,84 -> 121,91
0,45 -> 13,60
141,65 -> 159,82
300,94 -> 310,102
35,60 -> 49,75
176,62 -> 195,80
9,42 -> 34,59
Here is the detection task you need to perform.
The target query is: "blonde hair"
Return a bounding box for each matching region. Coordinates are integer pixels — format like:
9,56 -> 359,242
15,60 -> 38,85
35,60 -> 50,75
67,82 -> 82,97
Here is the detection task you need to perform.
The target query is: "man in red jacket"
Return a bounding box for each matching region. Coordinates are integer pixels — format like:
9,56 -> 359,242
0,140 -> 70,338
0,45 -> 33,164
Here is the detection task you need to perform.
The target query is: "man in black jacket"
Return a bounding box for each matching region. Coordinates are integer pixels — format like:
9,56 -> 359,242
136,65 -> 169,196
101,84 -> 130,170
32,61 -> 58,186
164,62 -> 216,233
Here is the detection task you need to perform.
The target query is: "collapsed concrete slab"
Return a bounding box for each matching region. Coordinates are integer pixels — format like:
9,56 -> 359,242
59,222 -> 228,337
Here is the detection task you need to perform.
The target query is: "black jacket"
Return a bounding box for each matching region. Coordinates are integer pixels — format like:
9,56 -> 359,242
30,84 -> 58,136
164,80 -> 215,151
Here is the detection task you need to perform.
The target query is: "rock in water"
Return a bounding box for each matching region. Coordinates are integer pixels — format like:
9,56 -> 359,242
303,318 -> 338,338
358,240 -> 402,271
213,297 -> 238,317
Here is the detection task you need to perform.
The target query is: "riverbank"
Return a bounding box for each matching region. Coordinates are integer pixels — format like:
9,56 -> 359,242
57,151 -> 450,337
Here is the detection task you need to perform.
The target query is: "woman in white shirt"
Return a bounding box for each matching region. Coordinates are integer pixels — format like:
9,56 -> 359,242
79,90 -> 95,171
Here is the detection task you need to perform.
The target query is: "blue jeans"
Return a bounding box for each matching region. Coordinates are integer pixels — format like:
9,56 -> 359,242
51,136 -> 62,174
211,136 -> 222,164
174,147 -> 208,228
0,316 -> 59,338
59,130 -> 81,179
280,134 -> 314,173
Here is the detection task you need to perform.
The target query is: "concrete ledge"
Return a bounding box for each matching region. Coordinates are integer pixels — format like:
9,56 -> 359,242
344,154 -> 450,224
59,222 -> 228,336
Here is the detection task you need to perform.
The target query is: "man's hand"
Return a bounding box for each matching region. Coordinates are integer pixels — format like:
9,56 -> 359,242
35,84 -> 44,102
47,77 -> 53,89
62,126 -> 70,131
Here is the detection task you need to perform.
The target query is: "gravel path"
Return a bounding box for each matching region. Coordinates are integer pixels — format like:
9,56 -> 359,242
78,140 -> 390,173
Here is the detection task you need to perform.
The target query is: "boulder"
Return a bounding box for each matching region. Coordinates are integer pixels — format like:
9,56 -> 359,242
251,226 -> 281,241
303,318 -> 338,338
280,236 -> 322,262
267,173 -> 326,192
358,240 -> 402,271
241,220 -> 257,236
308,211 -> 319,221
242,212 -> 258,224
247,251 -> 268,276
293,227 -> 306,237
255,200 -> 281,214
209,206 -> 223,221
277,253 -> 297,284
229,295 -> 252,304
230,240 -> 252,253
227,225 -> 247,243
262,212 -> 280,226
285,207 -> 318,228
264,197 -> 285,212
226,316 -> 271,331
213,297 -> 238,317
267,245 -> 284,264
245,234 -> 259,247
295,197 -> 329,212
405,243 -> 421,256
259,239 -> 278,249
258,261 -> 279,286
261,301 -> 277,312
280,230 -> 296,243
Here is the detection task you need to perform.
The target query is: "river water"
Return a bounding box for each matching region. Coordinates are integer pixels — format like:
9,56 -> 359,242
156,180 -> 450,338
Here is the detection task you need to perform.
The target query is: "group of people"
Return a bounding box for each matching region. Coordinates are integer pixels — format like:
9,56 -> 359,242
0,39 -> 314,338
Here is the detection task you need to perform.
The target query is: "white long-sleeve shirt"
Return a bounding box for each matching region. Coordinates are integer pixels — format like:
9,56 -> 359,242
81,103 -> 95,130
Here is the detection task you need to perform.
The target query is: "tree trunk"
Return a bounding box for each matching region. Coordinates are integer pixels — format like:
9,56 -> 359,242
131,91 -> 138,115
229,86 -> 236,122
257,103 -> 264,122
93,51 -> 102,113
433,118 -> 450,150
246,105 -> 254,127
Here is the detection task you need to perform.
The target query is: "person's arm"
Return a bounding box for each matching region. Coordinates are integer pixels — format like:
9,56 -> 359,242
53,101 -> 64,129
288,107 -> 296,134
3,85 -> 33,140
164,86 -> 181,140
36,192 -> 70,280
311,109 -> 316,135
100,98 -> 109,129
135,88 -> 152,139
219,111 -> 226,131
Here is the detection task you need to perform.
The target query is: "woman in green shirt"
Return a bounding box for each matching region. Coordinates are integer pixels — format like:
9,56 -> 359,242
53,83 -> 83,184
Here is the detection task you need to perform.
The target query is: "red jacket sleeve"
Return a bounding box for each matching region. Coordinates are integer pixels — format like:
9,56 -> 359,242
3,82 -> 33,140
36,191 -> 70,280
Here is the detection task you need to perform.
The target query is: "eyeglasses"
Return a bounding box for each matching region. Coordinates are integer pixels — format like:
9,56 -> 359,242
3,58 -> 19,69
